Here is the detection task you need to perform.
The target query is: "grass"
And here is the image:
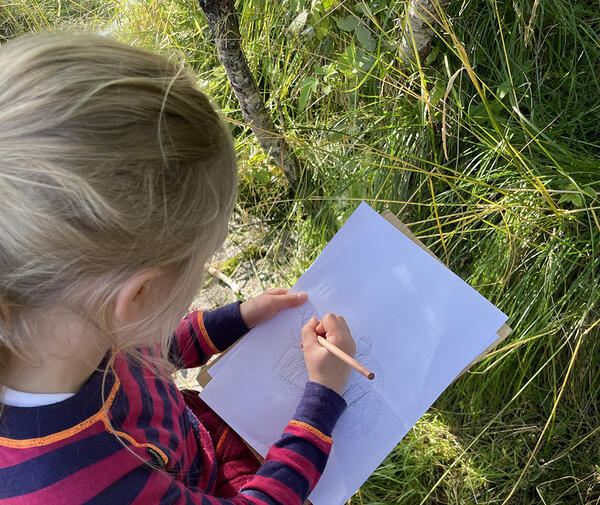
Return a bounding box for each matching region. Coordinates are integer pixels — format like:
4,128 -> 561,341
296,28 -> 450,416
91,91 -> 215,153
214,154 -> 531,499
2,0 -> 600,503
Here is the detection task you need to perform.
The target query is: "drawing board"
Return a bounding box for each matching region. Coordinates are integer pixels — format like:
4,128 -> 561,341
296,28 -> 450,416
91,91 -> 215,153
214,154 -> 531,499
199,202 -> 509,505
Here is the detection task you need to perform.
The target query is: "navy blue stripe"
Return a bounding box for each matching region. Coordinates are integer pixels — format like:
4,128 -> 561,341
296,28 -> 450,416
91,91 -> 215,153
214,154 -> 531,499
185,455 -> 203,487
168,332 -> 183,367
82,464 -> 152,505
107,381 -> 130,431
159,480 -> 182,505
154,377 -> 179,452
292,382 -> 346,436
241,489 -> 284,505
258,460 -> 309,499
210,495 -> 255,505
0,432 -> 122,498
163,383 -> 191,478
168,413 -> 191,479
162,370 -> 183,414
182,408 -> 204,486
203,301 -> 249,351
190,317 -> 208,365
167,375 -> 180,403
0,355 -> 114,439
205,451 -> 218,494
127,360 -> 161,445
274,433 -> 327,473
167,385 -> 192,469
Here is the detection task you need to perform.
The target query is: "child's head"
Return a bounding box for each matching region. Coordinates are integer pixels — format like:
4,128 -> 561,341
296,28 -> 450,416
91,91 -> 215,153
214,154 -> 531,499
0,32 -> 237,377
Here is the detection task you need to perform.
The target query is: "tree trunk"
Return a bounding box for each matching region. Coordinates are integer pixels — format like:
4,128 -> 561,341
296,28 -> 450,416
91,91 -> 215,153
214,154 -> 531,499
198,0 -> 301,189
398,0 -> 445,63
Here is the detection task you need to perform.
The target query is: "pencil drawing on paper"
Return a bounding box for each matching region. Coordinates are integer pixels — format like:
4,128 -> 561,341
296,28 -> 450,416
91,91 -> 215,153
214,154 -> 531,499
273,306 -> 384,440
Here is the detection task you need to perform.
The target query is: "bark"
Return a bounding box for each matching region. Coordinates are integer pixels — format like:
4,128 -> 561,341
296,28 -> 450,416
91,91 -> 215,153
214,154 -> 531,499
198,0 -> 301,189
398,0 -> 446,63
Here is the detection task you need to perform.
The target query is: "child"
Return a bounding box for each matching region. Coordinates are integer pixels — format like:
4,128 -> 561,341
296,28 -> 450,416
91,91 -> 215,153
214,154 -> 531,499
0,32 -> 356,504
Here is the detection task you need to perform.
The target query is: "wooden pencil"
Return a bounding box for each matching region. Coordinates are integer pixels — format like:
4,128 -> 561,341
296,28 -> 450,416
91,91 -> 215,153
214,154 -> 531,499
316,335 -> 375,380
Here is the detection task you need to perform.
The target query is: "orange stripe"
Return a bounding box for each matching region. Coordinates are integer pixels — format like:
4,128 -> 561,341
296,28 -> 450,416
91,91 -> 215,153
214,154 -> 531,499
288,420 -> 333,444
197,311 -> 219,354
102,422 -> 169,467
0,377 -> 121,449
0,375 -> 169,468
215,426 -> 231,458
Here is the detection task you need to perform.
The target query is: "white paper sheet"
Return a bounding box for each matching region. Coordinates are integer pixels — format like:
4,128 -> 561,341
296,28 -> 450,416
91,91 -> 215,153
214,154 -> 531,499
200,202 -> 508,505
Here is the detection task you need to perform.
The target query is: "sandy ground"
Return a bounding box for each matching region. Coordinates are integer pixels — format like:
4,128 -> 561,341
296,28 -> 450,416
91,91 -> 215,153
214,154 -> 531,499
174,212 -> 291,390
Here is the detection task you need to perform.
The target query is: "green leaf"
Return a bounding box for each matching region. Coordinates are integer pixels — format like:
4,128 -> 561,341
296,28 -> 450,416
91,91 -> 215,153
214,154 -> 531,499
429,80 -> 446,108
312,14 -> 329,39
299,86 -> 311,110
288,10 -> 309,36
298,76 -> 318,109
310,0 -> 324,14
254,167 -> 270,186
583,185 -> 597,198
425,44 -> 440,64
558,193 -> 584,207
355,48 -> 374,71
355,22 -> 376,52
356,1 -> 372,17
336,15 -> 359,32
497,80 -> 511,100
336,46 -> 356,76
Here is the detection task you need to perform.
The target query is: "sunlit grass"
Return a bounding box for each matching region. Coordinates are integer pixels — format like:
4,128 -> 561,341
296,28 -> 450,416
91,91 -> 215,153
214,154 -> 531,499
3,0 -> 599,502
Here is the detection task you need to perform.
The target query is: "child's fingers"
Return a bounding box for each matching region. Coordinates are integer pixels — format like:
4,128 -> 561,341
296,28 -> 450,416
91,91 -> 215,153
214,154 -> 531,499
274,291 -> 307,309
301,316 -> 319,350
267,287 -> 289,295
315,313 -> 337,336
315,314 -> 354,352
335,315 -> 350,334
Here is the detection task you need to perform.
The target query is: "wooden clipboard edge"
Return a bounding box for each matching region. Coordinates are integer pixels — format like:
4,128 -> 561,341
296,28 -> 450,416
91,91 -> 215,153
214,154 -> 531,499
196,209 -> 512,388
380,210 -> 512,379
196,352 -> 227,388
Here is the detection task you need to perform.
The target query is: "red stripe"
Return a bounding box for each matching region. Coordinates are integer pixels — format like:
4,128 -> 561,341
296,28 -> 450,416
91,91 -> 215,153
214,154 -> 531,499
0,421 -> 106,469
195,420 -> 218,491
204,494 -> 223,505
129,469 -> 172,505
240,494 -> 272,505
265,446 -> 321,488
0,447 -> 141,505
283,425 -> 332,455
243,475 -> 302,505
172,423 -> 200,482
141,358 -> 169,450
175,316 -> 201,366
114,354 -> 144,428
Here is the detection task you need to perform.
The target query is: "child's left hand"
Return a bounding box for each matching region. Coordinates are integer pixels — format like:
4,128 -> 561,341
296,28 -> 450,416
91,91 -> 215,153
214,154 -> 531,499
239,287 -> 308,329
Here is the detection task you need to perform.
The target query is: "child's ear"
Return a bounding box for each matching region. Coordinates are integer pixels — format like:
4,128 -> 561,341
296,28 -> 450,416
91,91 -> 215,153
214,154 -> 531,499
114,268 -> 162,323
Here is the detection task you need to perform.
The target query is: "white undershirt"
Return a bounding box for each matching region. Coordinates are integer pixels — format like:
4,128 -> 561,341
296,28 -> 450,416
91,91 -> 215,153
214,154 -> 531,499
1,387 -> 75,407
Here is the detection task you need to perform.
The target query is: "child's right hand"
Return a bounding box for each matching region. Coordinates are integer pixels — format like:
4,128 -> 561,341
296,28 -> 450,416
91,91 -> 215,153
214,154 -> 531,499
301,314 -> 357,396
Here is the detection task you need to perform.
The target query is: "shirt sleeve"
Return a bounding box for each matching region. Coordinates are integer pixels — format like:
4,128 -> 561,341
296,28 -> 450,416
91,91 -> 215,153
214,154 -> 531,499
168,301 -> 249,370
87,383 -> 347,505
239,382 -> 347,505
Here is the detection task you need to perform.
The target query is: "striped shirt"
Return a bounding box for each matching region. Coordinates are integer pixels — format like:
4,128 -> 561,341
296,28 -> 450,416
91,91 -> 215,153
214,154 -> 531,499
0,301 -> 346,504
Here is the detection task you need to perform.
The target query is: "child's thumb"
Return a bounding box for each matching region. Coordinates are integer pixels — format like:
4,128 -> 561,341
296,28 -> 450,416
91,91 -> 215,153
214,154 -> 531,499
301,316 -> 319,350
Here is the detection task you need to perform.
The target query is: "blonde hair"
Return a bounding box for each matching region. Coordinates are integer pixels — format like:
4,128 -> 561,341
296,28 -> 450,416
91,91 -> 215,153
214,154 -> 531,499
0,32 -> 237,393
